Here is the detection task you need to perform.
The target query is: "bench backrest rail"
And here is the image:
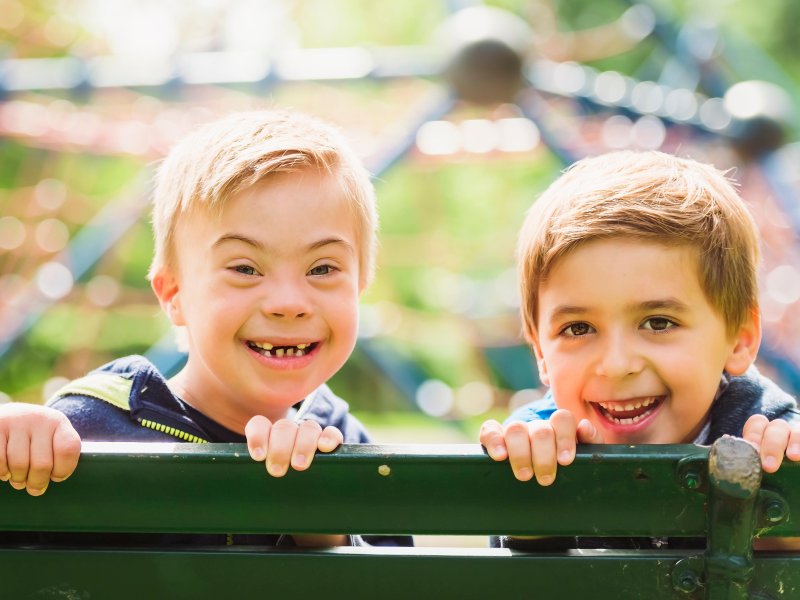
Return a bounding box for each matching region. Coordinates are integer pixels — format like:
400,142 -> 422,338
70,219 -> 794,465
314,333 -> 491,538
0,436 -> 797,599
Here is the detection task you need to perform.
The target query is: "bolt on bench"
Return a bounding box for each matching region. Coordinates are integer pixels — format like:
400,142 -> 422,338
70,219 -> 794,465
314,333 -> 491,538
0,435 -> 797,599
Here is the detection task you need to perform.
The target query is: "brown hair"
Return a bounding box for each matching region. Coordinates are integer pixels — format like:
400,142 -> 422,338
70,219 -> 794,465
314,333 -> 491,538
518,150 -> 760,340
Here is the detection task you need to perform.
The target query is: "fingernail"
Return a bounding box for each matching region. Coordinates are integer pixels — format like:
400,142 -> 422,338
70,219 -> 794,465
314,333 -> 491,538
517,468 -> 533,481
789,444 -> 800,457
763,456 -> 777,471
251,447 -> 266,462
558,450 -> 572,464
267,462 -> 286,477
9,480 -> 26,491
0,473 -> 9,482
492,445 -> 505,458
538,475 -> 554,486
27,487 -> 45,497
293,454 -> 307,468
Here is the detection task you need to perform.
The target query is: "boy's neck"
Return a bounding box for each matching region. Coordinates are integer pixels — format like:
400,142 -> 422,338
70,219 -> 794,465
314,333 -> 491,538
166,371 -> 290,433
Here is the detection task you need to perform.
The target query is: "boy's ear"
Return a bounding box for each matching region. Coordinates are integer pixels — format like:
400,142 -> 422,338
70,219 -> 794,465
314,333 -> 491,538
724,307 -> 762,376
151,267 -> 185,327
527,326 -> 550,387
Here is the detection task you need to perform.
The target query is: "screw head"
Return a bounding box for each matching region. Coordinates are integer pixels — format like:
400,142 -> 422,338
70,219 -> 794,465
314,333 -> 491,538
683,472 -> 700,489
678,572 -> 698,592
765,500 -> 786,523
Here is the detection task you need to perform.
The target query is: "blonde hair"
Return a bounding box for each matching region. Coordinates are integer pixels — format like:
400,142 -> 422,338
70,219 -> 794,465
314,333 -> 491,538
518,150 -> 760,340
149,109 -> 378,287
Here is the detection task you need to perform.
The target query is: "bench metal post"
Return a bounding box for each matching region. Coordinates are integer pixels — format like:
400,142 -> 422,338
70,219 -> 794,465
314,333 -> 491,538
705,435 -> 762,600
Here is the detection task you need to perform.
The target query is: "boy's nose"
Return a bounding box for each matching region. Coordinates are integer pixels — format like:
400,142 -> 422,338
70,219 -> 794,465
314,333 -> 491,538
595,332 -> 644,379
260,280 -> 311,319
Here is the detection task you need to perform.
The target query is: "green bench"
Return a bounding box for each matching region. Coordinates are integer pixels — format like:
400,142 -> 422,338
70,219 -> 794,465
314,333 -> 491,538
0,436 -> 797,599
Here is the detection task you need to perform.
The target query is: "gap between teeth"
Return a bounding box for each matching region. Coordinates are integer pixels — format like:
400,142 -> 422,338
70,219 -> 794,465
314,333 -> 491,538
250,342 -> 309,357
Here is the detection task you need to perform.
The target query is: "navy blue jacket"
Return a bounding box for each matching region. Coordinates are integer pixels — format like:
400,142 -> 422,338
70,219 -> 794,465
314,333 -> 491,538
47,355 -> 372,445
42,355 -> 409,548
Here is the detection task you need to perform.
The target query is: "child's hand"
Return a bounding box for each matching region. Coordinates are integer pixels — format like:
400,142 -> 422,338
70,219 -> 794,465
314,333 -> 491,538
245,416 -> 343,477
480,409 -> 604,485
0,403 -> 81,496
742,415 -> 800,473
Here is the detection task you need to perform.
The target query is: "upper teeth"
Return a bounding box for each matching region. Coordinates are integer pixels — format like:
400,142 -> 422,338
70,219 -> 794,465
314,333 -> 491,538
598,397 -> 657,412
251,342 -> 309,350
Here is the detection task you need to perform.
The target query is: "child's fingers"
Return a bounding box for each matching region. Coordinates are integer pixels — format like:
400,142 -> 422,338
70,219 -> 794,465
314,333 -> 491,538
529,421 -> 557,486
26,429 -> 54,496
244,415 -> 272,462
576,419 -> 604,444
742,414 -> 769,450
266,419 -> 298,477
0,428 -> 9,483
5,429 -> 30,491
503,421 -> 533,481
549,409 -> 577,466
317,426 -> 343,454
50,421 -> 81,483
291,420 -> 323,471
787,425 -> 800,462
759,419 -> 791,473
479,419 -> 508,461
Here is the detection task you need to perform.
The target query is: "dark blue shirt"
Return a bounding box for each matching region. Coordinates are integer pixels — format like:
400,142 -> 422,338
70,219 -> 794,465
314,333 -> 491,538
42,355 -> 409,548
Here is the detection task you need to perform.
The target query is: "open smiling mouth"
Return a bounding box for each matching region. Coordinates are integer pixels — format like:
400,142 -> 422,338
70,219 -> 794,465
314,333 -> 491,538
594,396 -> 664,425
247,341 -> 318,357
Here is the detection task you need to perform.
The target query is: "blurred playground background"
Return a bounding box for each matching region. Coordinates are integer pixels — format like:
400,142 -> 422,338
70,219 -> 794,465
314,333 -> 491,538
1,0 -> 799,444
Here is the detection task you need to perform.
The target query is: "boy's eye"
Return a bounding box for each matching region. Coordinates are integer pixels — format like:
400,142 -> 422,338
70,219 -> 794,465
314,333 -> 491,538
642,317 -> 675,332
231,265 -> 258,276
308,264 -> 334,276
561,322 -> 594,337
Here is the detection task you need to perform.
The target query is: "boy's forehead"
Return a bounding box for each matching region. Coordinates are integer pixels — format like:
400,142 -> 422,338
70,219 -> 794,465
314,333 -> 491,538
540,238 -> 709,307
172,174 -> 363,248
549,236 -> 702,276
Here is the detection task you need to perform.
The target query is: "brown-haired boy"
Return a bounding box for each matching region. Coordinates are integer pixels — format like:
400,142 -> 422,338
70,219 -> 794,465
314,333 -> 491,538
481,150 -> 800,488
0,110 -> 384,546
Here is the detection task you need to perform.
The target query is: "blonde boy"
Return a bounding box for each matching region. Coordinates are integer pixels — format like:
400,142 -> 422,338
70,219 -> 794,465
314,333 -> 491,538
0,111 -> 378,542
481,150 -> 800,486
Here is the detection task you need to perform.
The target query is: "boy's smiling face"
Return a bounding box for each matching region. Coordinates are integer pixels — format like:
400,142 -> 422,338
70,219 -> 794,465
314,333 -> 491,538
531,238 -> 760,444
152,169 -> 363,430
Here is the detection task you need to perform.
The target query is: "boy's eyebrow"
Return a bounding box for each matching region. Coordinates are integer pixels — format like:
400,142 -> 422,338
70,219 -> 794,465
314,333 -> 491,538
308,237 -> 356,254
547,298 -> 690,322
635,298 -> 690,313
548,305 -> 586,321
212,234 -> 355,254
212,233 -> 264,250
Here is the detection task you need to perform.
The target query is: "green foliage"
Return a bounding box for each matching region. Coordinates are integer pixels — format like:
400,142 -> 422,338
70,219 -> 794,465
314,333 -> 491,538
1,0 -> 798,419
294,0 -> 445,46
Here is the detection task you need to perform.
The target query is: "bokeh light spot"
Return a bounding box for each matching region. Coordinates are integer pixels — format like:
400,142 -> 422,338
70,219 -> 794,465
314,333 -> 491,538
36,262 -> 74,300
416,379 -> 454,417
0,216 -> 26,250
35,218 -> 70,253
